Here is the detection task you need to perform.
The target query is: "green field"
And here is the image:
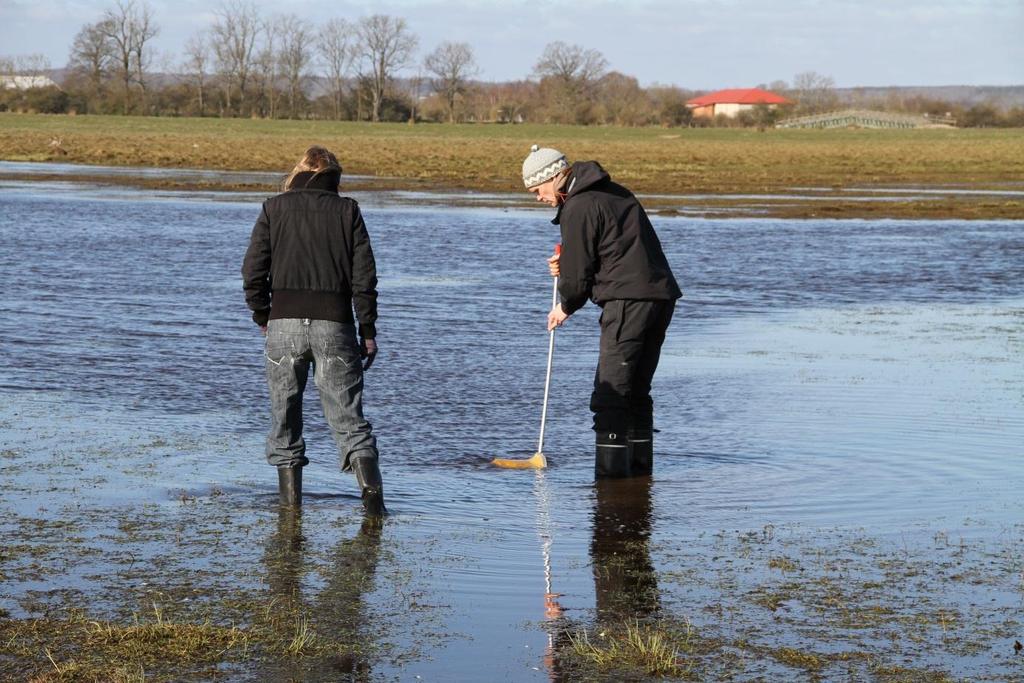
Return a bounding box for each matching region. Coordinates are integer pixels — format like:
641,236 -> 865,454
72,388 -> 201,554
2,113 -> 1023,218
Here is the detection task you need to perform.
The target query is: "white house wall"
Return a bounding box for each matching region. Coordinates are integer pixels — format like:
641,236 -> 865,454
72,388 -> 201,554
714,103 -> 741,117
713,102 -> 779,118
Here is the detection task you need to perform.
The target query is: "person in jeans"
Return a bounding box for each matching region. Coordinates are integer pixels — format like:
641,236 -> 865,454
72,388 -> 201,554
242,145 -> 385,515
522,145 -> 682,478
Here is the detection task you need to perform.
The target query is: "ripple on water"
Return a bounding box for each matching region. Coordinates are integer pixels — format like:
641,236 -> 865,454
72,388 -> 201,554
1,180 -> 1022,680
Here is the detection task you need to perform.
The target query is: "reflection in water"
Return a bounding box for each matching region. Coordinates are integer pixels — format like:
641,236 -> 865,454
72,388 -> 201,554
260,510 -> 383,681
543,627 -> 573,683
541,478 -> 662,681
590,478 -> 660,622
534,471 -> 567,682
265,508 -> 307,610
316,517 -> 383,679
257,508 -> 307,682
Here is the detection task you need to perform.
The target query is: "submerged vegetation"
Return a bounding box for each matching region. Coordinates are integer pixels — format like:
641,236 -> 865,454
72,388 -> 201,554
551,516 -> 1024,680
1,281 -> 1022,680
0,596 -> 374,681
567,619 -> 695,678
2,606 -> 246,681
1,167 -> 1022,679
3,478 -> 1019,681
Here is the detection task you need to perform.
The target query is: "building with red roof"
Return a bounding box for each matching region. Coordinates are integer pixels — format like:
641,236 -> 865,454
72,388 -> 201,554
686,88 -> 792,119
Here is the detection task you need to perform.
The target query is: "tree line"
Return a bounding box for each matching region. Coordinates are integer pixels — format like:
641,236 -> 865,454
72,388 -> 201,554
2,0 -> 1022,128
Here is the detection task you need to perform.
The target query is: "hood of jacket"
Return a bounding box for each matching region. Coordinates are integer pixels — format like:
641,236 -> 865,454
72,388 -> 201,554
565,160 -> 609,197
288,170 -> 341,192
553,161 -> 610,224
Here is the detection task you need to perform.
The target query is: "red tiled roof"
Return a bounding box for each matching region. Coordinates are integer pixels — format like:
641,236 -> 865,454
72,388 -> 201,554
686,88 -> 792,106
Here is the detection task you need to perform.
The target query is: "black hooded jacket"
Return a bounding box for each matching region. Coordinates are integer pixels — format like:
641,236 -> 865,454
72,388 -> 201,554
553,161 -> 681,315
241,171 -> 378,338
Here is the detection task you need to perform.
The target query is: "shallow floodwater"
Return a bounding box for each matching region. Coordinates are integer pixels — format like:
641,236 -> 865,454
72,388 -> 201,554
1,173 -> 1023,680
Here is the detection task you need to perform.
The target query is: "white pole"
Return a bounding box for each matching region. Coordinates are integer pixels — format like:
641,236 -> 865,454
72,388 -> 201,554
537,275 -> 558,455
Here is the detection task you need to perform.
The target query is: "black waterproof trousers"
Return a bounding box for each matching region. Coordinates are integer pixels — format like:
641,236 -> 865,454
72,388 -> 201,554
591,299 -> 676,434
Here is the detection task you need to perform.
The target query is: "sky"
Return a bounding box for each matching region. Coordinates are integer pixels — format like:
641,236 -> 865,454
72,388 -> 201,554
1,0 -> 1022,88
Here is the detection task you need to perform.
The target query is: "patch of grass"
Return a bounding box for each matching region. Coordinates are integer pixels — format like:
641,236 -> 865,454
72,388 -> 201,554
768,556 -> 800,572
33,652 -> 145,683
1,112 -> 1022,219
870,663 -> 957,682
285,616 -> 319,656
0,604 -> 248,679
750,589 -> 788,611
556,615 -> 964,682
567,620 -> 692,678
0,596 -> 369,681
770,646 -> 825,671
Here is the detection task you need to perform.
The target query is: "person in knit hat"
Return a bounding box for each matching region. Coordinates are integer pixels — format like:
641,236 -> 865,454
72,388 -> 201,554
522,145 -> 682,479
522,145 -> 570,201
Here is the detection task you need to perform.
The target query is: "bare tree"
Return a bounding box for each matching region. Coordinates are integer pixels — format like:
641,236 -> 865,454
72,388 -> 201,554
792,71 -> 837,114
252,25 -> 278,118
647,84 -> 695,127
597,72 -> 649,126
495,80 -> 537,123
353,72 -> 373,121
424,41 -> 478,123
534,41 -> 606,84
183,32 -> 211,116
98,2 -> 135,113
15,54 -> 53,77
407,68 -> 424,122
318,18 -> 354,120
211,0 -> 261,116
356,15 -> 418,122
130,2 -> 158,110
533,41 -> 607,123
277,14 -> 313,119
98,0 -> 158,114
69,22 -> 114,112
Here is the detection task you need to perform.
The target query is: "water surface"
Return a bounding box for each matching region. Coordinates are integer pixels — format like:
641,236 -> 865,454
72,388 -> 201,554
1,175 -> 1022,680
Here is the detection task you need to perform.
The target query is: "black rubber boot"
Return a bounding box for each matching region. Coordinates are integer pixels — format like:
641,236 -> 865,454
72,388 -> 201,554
277,466 -> 303,508
627,428 -> 654,477
595,431 -> 631,479
352,456 -> 387,516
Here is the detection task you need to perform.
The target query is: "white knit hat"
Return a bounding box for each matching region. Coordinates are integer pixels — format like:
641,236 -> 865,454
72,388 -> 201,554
522,144 -> 568,188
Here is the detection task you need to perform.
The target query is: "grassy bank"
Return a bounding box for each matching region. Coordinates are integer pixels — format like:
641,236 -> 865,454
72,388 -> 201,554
1,113 -> 1023,218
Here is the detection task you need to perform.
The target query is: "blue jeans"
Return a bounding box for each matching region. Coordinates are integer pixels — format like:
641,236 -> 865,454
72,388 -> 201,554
264,318 -> 378,470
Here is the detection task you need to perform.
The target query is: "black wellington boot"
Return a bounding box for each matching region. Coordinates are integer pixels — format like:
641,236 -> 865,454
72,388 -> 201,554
627,428 -> 654,477
352,456 -> 387,516
277,466 -> 303,508
595,431 -> 631,479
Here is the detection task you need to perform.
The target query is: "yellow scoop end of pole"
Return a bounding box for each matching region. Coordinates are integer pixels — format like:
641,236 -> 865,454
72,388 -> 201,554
492,451 -> 547,469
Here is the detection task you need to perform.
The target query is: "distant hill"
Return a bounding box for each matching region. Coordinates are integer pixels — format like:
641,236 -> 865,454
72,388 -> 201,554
835,85 -> 1024,108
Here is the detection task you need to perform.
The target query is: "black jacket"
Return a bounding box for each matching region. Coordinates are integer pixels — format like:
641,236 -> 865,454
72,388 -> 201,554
241,172 -> 378,338
553,161 -> 681,315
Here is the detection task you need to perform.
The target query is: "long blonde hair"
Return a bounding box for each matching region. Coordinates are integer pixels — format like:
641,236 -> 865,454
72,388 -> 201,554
282,145 -> 343,191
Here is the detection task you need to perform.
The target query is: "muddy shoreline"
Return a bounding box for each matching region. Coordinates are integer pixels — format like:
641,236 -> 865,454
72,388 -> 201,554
2,163 -> 1023,220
